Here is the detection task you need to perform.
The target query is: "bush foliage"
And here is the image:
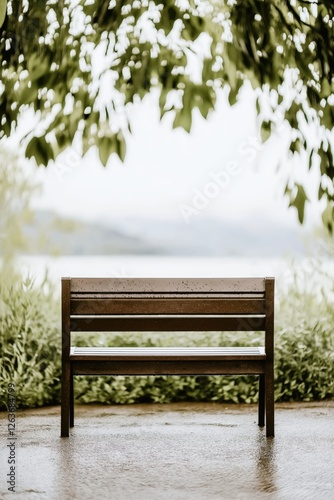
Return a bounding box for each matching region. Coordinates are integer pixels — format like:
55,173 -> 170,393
0,268 -> 60,409
0,265 -> 333,410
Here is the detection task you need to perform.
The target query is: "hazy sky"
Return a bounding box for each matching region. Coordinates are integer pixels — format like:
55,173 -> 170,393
17,84 -> 322,231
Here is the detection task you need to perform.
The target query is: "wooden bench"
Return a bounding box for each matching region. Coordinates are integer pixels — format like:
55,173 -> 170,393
61,277 -> 275,437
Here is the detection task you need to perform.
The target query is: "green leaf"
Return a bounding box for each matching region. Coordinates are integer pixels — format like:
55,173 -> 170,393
319,148 -> 328,175
224,47 -> 237,89
98,136 -> 113,167
196,99 -> 211,119
83,3 -> 97,18
18,83 -> 39,106
116,131 -> 127,162
159,88 -> 169,119
289,138 -> 301,154
173,109 -> 192,133
228,86 -> 239,106
321,104 -> 334,130
69,104 -> 83,138
25,136 -> 53,166
27,53 -> 49,81
202,58 -> 213,82
284,184 -> 292,197
0,0 -> 7,28
260,120 -> 272,143
55,130 -> 70,155
193,85 -> 216,119
306,86 -> 320,109
288,184 -> 309,224
321,202 -> 334,234
98,132 -> 127,165
285,102 -> 300,129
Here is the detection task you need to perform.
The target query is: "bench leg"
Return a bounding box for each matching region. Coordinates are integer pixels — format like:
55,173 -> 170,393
70,365 -> 74,428
258,374 -> 265,427
265,368 -> 275,437
61,362 -> 70,437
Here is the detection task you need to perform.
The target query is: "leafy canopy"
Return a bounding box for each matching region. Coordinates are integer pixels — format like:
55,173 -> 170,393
0,1 -> 333,227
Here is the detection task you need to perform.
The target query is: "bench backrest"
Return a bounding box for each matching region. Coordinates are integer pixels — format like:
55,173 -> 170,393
62,277 -> 274,353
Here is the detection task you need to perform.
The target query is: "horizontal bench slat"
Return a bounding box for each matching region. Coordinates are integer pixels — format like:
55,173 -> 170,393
71,358 -> 266,375
71,292 -> 265,299
70,346 -> 265,361
70,298 -> 265,315
70,316 -> 266,332
68,278 -> 266,293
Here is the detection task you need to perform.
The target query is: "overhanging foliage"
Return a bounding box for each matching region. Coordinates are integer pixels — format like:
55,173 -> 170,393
0,1 -> 333,226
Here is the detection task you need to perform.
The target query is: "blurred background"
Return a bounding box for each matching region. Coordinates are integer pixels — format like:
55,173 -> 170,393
2,84 -> 332,288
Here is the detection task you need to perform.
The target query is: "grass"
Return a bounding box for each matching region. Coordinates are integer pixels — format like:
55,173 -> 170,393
0,263 -> 333,410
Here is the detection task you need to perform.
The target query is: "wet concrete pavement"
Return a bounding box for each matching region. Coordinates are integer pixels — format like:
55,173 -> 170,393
0,401 -> 333,499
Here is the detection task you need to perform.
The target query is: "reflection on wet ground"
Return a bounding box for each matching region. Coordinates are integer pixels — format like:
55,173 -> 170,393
256,435 -> 277,495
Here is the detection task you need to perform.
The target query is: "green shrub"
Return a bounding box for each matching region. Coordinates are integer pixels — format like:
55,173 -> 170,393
274,266 -> 334,401
0,264 -> 333,409
0,268 -> 61,410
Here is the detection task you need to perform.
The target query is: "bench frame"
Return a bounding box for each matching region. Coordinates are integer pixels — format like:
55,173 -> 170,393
61,277 -> 275,437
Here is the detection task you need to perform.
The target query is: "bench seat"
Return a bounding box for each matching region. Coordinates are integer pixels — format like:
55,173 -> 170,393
70,346 -> 266,360
69,347 -> 267,376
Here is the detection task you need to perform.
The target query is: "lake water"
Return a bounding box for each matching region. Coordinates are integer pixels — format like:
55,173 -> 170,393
16,254 -> 334,294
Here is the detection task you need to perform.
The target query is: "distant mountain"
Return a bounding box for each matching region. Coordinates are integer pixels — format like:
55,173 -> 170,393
110,215 -> 306,257
22,211 -> 162,255
22,210 -> 307,257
